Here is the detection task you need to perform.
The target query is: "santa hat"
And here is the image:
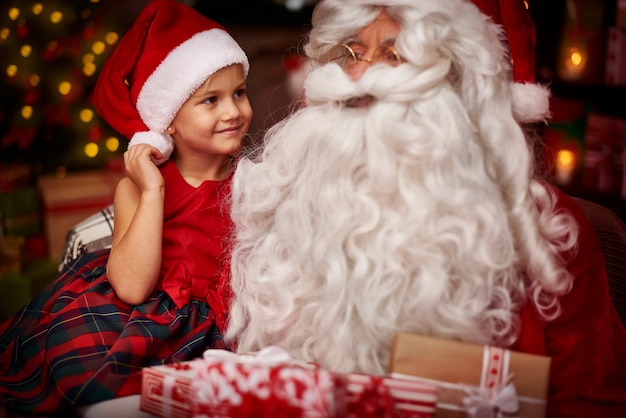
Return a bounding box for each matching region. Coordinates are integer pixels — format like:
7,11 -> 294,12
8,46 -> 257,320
92,0 -> 249,164
310,0 -> 549,121
470,0 -> 550,122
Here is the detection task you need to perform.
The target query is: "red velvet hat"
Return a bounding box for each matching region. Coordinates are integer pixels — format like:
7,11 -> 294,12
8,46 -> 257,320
92,0 -> 249,164
469,0 -> 549,121
470,0 -> 536,83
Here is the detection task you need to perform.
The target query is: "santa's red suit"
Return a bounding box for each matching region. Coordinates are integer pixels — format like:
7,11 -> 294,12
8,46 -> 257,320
513,185 -> 626,416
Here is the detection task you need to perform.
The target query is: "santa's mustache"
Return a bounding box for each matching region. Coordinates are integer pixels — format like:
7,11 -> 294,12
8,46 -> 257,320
303,59 -> 451,107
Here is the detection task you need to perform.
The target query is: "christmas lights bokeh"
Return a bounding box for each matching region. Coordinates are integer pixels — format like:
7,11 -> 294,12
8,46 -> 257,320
0,0 -> 138,174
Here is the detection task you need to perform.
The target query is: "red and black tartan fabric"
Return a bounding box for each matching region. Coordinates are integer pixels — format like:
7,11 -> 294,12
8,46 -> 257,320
0,160 -> 233,414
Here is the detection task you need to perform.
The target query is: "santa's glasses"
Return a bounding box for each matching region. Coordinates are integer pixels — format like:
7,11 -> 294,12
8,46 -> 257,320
325,43 -> 403,70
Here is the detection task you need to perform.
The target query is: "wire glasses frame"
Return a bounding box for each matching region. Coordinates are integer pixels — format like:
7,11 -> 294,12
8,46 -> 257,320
325,43 -> 403,70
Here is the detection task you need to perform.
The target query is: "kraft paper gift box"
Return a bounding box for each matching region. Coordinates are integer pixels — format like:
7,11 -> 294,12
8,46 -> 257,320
141,346 -> 439,418
388,333 -> 551,418
37,170 -> 122,261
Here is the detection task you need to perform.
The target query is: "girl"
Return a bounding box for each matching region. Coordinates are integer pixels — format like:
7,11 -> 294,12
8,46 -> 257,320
0,0 -> 252,414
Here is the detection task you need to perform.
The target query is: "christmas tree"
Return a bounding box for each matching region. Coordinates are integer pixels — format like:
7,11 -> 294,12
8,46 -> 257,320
0,0 -> 140,174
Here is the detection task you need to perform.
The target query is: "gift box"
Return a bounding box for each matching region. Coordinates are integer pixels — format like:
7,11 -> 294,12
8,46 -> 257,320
141,348 -> 341,418
581,112 -> 626,195
141,359 -> 206,418
0,186 -> 42,237
606,26 -> 626,85
141,347 -> 438,418
38,170 -> 122,261
343,373 -> 437,418
0,163 -> 32,193
0,235 -> 26,275
0,258 -> 59,321
388,333 -> 551,418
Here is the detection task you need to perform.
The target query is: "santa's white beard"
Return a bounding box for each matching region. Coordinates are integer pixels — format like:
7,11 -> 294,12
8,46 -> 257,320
226,64 -> 526,375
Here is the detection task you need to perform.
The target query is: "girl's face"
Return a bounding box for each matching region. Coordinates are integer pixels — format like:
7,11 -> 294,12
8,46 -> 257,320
169,64 -> 252,159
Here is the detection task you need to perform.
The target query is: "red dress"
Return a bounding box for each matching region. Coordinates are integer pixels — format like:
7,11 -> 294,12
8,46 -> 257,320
0,160 -> 233,414
513,186 -> 626,417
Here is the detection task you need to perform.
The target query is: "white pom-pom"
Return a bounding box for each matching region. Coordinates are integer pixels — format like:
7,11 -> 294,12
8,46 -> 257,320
128,131 -> 174,165
511,82 -> 551,123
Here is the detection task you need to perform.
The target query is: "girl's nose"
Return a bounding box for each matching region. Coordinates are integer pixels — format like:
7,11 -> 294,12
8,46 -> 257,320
222,99 -> 241,119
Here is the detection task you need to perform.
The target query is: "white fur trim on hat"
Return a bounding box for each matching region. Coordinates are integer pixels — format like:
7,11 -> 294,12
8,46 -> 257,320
136,28 -> 249,133
510,82 -> 551,123
129,131 -> 174,165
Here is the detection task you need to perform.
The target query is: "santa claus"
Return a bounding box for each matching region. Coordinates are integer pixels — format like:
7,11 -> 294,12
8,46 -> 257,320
224,0 -> 626,415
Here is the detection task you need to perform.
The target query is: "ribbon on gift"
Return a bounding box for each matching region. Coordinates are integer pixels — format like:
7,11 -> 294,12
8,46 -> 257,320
161,375 -> 177,418
193,346 -> 339,417
202,345 -> 294,366
461,375 -> 520,418
450,345 -> 521,417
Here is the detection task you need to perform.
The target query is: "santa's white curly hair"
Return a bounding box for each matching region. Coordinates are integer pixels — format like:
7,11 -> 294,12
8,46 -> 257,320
225,0 -> 578,375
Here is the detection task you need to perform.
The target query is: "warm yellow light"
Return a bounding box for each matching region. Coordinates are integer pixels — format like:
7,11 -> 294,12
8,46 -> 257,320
29,74 -> 40,86
91,41 -> 105,55
83,62 -> 96,76
106,137 -> 120,152
50,11 -> 63,24
21,106 -> 33,119
6,64 -> 17,77
555,149 -> 576,185
570,50 -> 583,67
58,81 -> 72,95
557,149 -> 575,168
105,32 -> 118,45
84,142 -> 99,158
20,44 -> 32,57
0,28 -> 10,40
8,8 -> 20,21
32,3 -> 43,15
83,53 -> 95,64
90,0 -> 100,3
79,108 -> 94,123
523,1 -> 529,9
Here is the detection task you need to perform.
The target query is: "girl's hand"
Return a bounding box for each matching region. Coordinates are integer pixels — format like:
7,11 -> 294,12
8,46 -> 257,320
123,144 -> 165,192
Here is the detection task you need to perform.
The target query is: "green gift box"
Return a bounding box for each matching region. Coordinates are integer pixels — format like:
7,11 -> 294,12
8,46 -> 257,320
0,259 -> 58,321
0,186 -> 42,237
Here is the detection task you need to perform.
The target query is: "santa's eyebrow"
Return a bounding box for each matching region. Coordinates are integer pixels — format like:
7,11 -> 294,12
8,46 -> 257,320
341,36 -> 363,45
341,36 -> 397,47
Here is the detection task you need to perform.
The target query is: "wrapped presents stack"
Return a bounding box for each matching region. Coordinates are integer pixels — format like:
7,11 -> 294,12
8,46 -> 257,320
0,163 -> 58,321
139,334 -> 550,417
606,0 -> 626,85
0,163 -> 43,244
37,163 -> 123,262
581,112 -> 626,198
140,346 -> 437,418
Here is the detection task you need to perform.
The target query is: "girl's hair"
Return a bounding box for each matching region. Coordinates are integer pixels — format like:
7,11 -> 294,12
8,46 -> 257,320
225,0 -> 578,375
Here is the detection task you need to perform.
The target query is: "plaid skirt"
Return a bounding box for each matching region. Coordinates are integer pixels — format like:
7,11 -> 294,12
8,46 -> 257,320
0,249 -> 226,414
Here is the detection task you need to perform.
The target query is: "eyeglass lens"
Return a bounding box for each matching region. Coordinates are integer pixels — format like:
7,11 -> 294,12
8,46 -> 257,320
327,43 -> 402,69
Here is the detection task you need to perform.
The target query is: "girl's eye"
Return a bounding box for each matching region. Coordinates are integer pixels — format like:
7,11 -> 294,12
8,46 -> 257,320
204,96 -> 218,104
234,88 -> 247,98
